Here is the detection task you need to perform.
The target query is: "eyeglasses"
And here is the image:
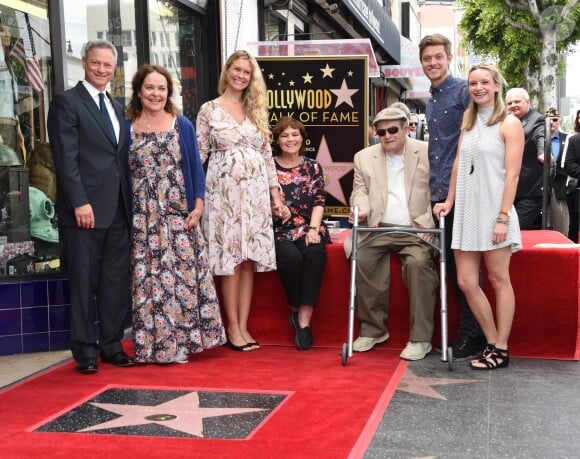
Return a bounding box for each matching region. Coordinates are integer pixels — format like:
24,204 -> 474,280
376,126 -> 401,136
409,122 -> 418,126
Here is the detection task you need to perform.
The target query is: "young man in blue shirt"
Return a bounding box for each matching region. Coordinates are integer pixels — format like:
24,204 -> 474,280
419,34 -> 486,360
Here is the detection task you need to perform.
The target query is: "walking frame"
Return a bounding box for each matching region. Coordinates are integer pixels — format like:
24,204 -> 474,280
341,206 -> 453,370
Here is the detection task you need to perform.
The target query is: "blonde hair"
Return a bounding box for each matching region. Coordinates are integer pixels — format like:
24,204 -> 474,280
219,50 -> 270,140
461,64 -> 507,131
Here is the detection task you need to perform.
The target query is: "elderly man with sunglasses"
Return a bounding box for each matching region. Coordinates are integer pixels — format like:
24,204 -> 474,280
408,113 -> 421,139
344,107 -> 438,361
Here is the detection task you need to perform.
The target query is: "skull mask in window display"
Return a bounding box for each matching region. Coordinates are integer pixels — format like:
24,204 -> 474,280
29,186 -> 58,243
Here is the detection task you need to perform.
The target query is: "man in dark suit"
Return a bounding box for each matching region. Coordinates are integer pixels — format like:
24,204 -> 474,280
564,131 -> 580,242
506,88 -> 546,229
47,39 -> 134,374
545,107 -> 569,236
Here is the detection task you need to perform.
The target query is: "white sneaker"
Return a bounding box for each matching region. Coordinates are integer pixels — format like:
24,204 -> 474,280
352,332 -> 390,352
400,342 -> 432,361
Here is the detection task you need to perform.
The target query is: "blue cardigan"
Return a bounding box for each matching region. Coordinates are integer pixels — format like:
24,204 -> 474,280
125,115 -> 205,211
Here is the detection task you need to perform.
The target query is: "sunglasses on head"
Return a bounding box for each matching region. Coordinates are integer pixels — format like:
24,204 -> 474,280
376,126 -> 401,136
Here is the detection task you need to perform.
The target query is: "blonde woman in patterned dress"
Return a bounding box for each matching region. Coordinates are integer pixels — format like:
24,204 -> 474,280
127,65 -> 226,364
197,51 -> 287,351
434,64 -> 524,370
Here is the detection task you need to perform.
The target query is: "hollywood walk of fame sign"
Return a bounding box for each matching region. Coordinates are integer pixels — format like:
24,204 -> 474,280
258,55 -> 369,215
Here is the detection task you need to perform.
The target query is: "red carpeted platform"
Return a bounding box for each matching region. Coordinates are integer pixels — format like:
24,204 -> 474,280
247,230 -> 580,360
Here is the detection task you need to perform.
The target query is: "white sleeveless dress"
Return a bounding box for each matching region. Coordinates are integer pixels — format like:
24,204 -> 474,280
452,106 -> 522,252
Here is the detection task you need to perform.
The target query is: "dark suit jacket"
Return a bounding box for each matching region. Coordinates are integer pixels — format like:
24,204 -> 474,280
47,82 -> 130,228
563,133 -> 580,183
552,130 -> 568,200
516,109 -> 545,199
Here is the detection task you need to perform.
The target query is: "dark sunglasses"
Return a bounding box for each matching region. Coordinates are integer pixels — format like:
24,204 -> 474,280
376,126 -> 401,136
409,122 -> 418,126
550,117 -> 560,122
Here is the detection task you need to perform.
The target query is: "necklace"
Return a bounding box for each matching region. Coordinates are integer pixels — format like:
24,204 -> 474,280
469,107 -> 492,174
142,111 -> 163,130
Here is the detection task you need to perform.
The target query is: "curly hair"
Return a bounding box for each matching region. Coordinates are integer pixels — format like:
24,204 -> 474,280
271,116 -> 308,157
219,50 -> 270,140
126,64 -> 179,120
461,64 -> 507,131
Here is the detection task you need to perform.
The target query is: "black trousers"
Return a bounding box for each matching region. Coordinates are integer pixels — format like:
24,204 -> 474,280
566,192 -> 579,242
275,238 -> 327,308
432,201 -> 483,339
514,196 -> 543,230
60,197 -> 130,362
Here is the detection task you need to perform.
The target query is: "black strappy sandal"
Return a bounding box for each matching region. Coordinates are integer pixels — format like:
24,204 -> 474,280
470,346 -> 509,370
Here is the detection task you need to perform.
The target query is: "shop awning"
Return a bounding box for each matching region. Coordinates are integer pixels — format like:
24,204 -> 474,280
341,0 -> 400,65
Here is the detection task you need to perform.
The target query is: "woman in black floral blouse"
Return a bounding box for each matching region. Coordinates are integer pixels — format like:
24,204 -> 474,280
272,117 -> 329,351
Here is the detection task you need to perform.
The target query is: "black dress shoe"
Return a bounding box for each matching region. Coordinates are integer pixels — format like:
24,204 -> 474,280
76,358 -> 98,374
102,352 -> 135,367
452,335 -> 487,361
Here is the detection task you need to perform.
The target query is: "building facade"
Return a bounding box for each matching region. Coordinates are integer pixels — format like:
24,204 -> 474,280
0,0 -> 426,356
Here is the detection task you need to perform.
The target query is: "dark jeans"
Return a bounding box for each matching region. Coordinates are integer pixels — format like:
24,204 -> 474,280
432,201 -> 483,340
514,196 -> 543,230
275,238 -> 327,308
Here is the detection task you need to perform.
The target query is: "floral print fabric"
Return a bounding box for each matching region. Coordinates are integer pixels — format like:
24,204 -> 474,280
196,100 -> 278,275
274,157 -> 330,244
129,127 -> 226,363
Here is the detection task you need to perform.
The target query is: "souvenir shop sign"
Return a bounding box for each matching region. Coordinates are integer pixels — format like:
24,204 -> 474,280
258,56 -> 368,215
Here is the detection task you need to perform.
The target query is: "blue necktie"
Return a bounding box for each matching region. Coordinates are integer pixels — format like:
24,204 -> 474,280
99,92 -> 116,143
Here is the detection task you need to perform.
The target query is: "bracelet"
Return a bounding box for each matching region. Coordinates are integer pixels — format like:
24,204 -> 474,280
308,226 -> 318,231
495,217 -> 509,225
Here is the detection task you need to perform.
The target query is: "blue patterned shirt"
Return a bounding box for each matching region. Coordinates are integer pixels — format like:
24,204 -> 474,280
425,75 -> 470,201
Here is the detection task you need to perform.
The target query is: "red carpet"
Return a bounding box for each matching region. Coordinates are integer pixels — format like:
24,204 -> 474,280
0,344 -> 407,458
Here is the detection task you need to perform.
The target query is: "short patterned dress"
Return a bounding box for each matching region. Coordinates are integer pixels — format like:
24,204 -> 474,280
196,100 -> 278,275
452,106 -> 522,252
129,125 -> 226,363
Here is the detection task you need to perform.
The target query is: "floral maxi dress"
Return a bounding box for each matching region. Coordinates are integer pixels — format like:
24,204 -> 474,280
129,127 -> 226,363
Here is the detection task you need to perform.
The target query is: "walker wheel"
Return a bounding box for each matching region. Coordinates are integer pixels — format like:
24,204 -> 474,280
341,343 -> 348,366
447,346 -> 454,371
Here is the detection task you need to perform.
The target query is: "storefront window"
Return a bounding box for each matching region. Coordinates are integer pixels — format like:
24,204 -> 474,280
0,1 -> 55,277
147,0 -> 205,122
0,0 -> 206,280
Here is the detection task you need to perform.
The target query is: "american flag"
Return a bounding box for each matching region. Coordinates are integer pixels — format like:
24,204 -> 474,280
9,38 -> 44,93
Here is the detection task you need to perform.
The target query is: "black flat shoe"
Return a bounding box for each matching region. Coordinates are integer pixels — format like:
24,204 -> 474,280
76,357 -> 98,374
289,312 -> 314,350
102,352 -> 135,367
